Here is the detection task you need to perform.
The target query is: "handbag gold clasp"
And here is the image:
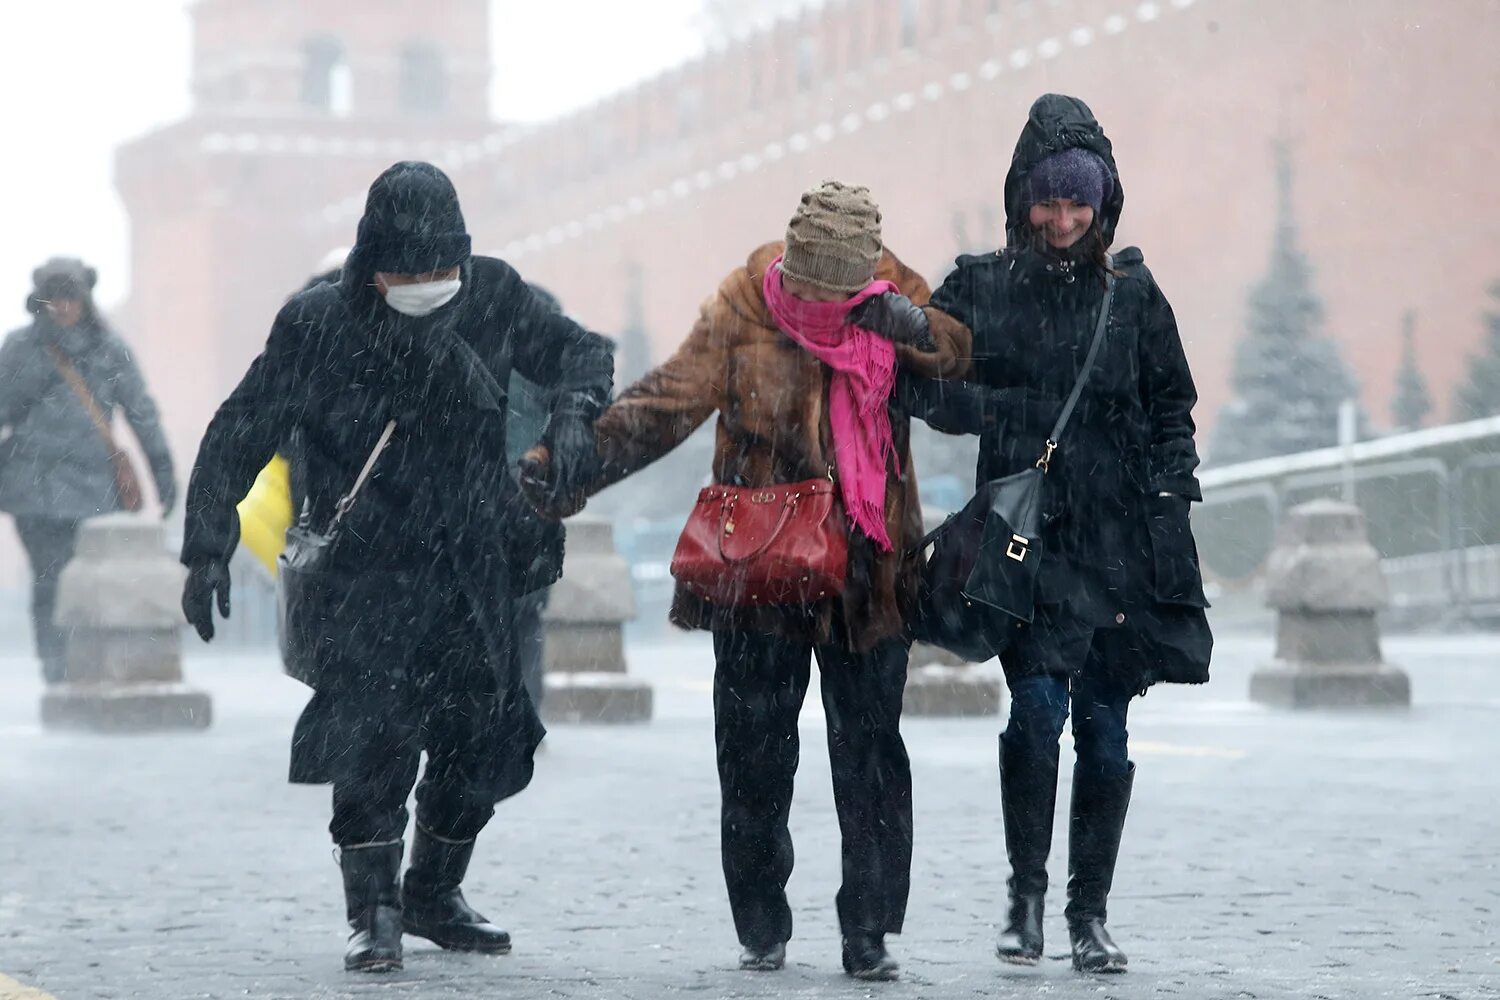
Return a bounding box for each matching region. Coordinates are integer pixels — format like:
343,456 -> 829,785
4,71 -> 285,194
1006,533 -> 1031,562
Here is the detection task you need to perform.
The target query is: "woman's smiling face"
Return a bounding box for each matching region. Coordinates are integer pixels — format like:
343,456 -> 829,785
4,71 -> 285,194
1028,199 -> 1095,249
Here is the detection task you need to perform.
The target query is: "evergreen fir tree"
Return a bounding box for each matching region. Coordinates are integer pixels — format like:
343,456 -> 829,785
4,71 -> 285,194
1454,280 -> 1500,421
1210,140 -> 1364,465
1390,311 -> 1431,432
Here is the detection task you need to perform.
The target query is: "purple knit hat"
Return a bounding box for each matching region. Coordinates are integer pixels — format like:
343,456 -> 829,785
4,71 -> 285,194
1026,147 -> 1113,214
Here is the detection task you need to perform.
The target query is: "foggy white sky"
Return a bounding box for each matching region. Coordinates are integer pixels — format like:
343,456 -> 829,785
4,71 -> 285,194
0,0 -> 706,329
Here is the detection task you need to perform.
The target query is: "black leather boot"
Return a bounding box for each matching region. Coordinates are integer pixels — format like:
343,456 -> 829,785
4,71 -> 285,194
842,932 -> 899,981
1066,763 -> 1134,973
341,841 -> 404,973
995,733 -> 1059,965
402,826 -> 512,954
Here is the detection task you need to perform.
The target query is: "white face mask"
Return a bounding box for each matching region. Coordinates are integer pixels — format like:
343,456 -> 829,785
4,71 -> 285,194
383,277 -> 462,317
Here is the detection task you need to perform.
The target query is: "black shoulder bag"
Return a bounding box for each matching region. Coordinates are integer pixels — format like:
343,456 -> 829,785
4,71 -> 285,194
913,271 -> 1116,662
277,419 -> 397,687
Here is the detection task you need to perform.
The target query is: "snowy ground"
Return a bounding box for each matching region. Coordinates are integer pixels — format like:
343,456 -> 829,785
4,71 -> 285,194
0,631 -> 1496,999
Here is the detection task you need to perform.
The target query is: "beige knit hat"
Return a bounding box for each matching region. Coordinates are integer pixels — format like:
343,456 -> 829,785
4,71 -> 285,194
780,180 -> 883,294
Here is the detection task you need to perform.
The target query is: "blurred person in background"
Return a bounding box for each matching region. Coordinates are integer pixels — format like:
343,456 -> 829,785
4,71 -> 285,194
526,180 -> 970,980
178,162 -> 612,973
912,94 -> 1212,974
508,282 -> 565,711
0,257 -> 176,682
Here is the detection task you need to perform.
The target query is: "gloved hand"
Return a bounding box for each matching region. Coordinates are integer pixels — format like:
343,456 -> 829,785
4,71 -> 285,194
541,406 -> 599,505
849,292 -> 937,352
182,560 -> 231,642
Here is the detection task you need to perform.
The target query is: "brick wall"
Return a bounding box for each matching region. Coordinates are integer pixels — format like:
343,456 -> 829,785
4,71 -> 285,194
447,0 -> 1500,449
119,0 -> 1500,473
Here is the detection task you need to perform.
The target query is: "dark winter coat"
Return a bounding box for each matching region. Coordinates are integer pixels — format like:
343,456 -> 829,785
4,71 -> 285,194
589,242 -> 971,653
919,93 -> 1210,687
0,302 -> 175,520
182,245 -> 612,791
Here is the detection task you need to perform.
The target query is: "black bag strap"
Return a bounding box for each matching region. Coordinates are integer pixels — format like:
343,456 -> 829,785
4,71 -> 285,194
1037,262 -> 1115,472
330,420 -> 397,529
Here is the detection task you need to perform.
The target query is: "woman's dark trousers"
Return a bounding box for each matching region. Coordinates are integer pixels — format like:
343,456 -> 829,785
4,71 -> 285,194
15,517 -> 80,683
996,619 -> 1136,963
712,629 -> 913,950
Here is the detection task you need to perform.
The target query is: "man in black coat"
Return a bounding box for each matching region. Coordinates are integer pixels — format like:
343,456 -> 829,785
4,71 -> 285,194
0,258 -> 176,681
179,161 -> 612,973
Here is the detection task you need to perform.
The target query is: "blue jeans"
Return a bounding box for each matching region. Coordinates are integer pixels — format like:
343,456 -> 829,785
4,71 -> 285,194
1003,668 -> 1134,779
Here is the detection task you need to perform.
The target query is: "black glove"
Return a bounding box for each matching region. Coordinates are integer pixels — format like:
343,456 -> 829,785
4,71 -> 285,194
849,292 -> 937,352
541,406 -> 599,508
182,560 -> 231,643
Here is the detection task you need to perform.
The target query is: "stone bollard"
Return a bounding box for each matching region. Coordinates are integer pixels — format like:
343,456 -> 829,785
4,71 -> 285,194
41,515 -> 212,732
1249,499 -> 1410,708
540,515 -> 653,723
903,508 -> 1003,717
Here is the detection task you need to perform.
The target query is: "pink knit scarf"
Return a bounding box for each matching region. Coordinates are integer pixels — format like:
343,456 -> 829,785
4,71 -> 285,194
762,254 -> 899,552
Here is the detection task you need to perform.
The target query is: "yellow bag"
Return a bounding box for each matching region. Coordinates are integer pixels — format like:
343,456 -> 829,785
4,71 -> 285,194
236,455 -> 293,576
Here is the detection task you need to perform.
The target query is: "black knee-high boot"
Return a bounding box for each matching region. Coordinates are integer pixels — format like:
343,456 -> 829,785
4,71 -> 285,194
1066,763 -> 1134,973
402,825 -> 513,953
341,841 -> 404,973
995,732 -> 1060,965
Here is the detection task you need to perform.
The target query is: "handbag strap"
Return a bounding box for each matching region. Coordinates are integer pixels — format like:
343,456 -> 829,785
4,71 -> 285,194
44,345 -> 121,456
330,420 -> 397,529
1038,262 -> 1116,472
715,489 -> 801,564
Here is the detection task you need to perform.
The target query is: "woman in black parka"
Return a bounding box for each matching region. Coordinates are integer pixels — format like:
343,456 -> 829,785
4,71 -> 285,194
916,94 -> 1212,973
179,162 -> 612,973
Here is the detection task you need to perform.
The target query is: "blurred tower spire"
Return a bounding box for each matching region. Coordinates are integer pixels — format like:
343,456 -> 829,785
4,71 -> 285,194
615,262 -> 653,388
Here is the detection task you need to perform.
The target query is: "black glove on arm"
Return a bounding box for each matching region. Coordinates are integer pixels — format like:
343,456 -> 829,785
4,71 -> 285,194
546,413 -> 597,503
182,560 -> 231,643
849,291 -> 937,352
522,395 -> 597,515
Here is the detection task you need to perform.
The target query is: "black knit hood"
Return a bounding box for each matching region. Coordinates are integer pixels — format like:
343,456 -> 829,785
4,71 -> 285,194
345,161 -> 472,281
1003,94 -> 1124,249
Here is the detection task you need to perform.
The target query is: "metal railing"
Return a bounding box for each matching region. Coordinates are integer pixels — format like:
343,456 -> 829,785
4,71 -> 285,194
1196,424 -> 1500,627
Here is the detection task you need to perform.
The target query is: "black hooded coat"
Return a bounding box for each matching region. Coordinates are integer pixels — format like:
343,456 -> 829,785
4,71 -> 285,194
181,163 -> 613,793
918,94 -> 1211,688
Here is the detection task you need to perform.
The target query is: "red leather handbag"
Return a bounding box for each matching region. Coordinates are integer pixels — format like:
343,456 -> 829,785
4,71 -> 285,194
670,478 -> 848,607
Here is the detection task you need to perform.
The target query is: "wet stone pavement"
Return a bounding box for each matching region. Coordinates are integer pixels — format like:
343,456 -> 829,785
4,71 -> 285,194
0,631 -> 1497,1000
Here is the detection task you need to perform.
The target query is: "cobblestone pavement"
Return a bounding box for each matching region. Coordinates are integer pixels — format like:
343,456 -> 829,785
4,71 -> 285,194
0,631 -> 1497,1000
